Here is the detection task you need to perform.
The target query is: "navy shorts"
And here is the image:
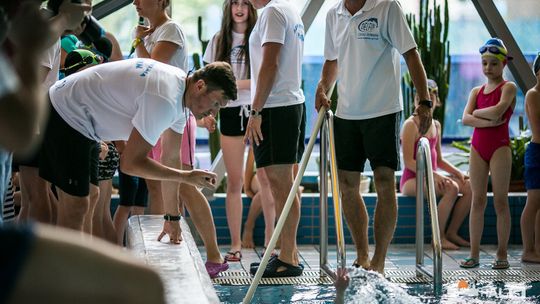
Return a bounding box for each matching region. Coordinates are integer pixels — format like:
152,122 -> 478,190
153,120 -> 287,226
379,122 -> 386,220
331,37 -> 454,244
220,105 -> 250,136
118,170 -> 148,207
525,142 -> 540,190
334,112 -> 401,172
253,103 -> 306,168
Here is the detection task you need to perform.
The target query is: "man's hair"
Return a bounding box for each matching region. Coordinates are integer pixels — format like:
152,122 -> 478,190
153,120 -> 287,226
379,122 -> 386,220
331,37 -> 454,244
192,61 -> 237,101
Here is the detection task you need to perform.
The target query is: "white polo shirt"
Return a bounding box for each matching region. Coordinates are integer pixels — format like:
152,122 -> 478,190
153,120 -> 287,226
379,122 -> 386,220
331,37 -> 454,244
249,0 -> 305,108
325,0 -> 417,120
49,58 -> 187,146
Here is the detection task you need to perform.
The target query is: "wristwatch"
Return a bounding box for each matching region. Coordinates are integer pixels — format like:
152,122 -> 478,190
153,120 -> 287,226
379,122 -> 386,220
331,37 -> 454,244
163,214 -> 182,221
250,109 -> 261,117
419,99 -> 433,108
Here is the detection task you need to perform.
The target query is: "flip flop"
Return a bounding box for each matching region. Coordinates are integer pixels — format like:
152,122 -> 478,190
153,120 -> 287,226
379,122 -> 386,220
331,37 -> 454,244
205,260 -> 229,278
253,257 -> 303,278
225,250 -> 242,262
492,259 -> 509,269
459,257 -> 480,268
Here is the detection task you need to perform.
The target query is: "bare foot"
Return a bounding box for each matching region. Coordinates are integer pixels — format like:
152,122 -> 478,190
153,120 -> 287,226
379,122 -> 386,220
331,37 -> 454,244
367,257 -> 385,275
242,229 -> 255,248
522,251 -> 540,263
352,258 -> 370,269
441,238 -> 459,250
446,233 -> 470,247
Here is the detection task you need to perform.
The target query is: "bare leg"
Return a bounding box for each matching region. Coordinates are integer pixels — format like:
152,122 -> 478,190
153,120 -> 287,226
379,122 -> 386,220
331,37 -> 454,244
521,189 -> 540,262
264,164 -> 299,267
338,170 -> 369,269
93,179 -> 116,243
257,168 -> 275,247
146,179 -> 164,215
536,210 -> 540,254
467,148 -> 490,260
490,147 -> 512,261
242,191 -> 261,248
446,178 -> 472,247
18,166 -> 52,223
113,205 -> 132,245
221,135 -> 246,253
369,166 -> 398,273
83,185 -> 100,235
56,187 -> 91,232
180,182 -> 224,264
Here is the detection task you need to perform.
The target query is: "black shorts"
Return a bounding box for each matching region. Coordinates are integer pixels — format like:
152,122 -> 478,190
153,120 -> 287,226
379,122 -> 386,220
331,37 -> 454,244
39,106 -> 99,197
254,103 -> 306,168
220,105 -> 250,136
118,170 -> 148,207
12,150 -> 40,170
97,143 -> 119,181
334,112 -> 401,172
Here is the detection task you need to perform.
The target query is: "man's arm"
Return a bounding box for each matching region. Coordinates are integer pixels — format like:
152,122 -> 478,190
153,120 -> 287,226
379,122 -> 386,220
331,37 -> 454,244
403,48 -> 431,134
315,59 -> 337,111
159,128 -> 182,216
120,128 -> 216,188
244,42 -> 282,146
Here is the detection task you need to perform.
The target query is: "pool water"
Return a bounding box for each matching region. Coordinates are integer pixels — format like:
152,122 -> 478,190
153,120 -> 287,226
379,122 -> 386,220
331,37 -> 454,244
215,269 -> 540,303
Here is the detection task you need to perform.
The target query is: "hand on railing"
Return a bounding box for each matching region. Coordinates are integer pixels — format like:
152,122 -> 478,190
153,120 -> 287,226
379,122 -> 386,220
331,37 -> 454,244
315,83 -> 331,111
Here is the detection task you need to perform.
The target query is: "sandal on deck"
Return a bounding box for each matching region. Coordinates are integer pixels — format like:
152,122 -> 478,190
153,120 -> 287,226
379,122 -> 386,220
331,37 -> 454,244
259,258 -> 304,278
491,259 -> 509,269
459,257 -> 480,268
225,250 -> 242,262
205,260 -> 229,278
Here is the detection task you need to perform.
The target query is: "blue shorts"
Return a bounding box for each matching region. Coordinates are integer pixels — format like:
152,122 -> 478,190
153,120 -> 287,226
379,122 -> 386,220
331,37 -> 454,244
525,142 -> 540,190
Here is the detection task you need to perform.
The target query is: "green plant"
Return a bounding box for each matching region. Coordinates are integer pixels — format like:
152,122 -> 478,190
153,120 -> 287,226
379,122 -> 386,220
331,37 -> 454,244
510,116 -> 531,181
450,116 -> 531,182
192,16 -> 221,162
402,0 -> 451,134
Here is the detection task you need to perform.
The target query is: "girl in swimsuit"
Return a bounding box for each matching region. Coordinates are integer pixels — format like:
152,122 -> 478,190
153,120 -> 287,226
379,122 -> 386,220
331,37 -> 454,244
460,38 -> 516,269
400,79 -> 472,250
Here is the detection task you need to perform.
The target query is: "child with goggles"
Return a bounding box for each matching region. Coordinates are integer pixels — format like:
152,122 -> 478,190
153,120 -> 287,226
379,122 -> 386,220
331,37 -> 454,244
460,37 -> 516,270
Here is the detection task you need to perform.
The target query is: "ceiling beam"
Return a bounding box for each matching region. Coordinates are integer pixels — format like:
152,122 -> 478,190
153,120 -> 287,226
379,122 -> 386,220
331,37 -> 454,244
301,0 -> 325,33
471,0 -> 535,93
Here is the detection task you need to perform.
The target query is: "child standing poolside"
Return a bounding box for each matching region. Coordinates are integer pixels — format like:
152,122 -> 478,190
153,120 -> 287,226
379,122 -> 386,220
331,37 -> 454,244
460,38 -> 517,269
520,54 -> 540,263
203,0 -> 259,262
400,79 -> 472,250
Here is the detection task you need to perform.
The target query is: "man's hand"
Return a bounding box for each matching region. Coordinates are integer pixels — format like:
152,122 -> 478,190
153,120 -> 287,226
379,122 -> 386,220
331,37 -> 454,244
201,115 -> 216,133
158,220 -> 183,244
315,83 -> 331,111
244,116 -> 263,146
7,1 -> 52,52
416,104 -> 433,135
99,142 -> 109,160
184,169 -> 217,189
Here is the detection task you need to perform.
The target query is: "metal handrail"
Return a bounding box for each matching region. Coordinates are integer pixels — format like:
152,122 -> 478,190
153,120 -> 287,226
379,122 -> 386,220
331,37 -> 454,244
243,106 -> 327,303
320,110 -> 346,279
415,137 -> 443,295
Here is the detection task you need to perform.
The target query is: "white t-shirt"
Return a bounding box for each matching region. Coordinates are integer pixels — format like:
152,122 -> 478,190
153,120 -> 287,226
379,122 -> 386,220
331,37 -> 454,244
249,0 -> 305,108
325,0 -> 417,120
204,31 -> 251,107
49,58 -> 188,146
41,39 -> 61,90
143,20 -> 188,71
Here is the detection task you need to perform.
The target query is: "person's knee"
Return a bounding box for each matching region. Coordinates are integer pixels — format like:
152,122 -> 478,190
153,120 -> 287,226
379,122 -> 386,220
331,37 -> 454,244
226,177 -> 244,193
63,199 -> 90,220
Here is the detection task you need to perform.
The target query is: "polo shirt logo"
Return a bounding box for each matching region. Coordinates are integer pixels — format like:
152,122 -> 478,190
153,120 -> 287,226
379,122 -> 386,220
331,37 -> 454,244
357,17 -> 379,40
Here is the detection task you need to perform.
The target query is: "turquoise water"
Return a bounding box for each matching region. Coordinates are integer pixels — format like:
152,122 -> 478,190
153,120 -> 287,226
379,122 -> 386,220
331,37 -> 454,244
215,269 -> 540,303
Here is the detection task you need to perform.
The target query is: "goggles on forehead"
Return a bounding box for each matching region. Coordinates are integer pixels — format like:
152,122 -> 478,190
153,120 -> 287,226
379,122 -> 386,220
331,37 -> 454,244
479,45 -> 507,56
427,79 -> 438,93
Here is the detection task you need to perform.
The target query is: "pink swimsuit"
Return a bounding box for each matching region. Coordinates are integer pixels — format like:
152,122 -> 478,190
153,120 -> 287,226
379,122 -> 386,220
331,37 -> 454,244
399,122 -> 438,192
471,81 -> 513,163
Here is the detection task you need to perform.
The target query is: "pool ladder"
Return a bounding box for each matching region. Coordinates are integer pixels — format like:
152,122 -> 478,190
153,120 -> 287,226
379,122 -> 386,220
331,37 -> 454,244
415,137 -> 443,295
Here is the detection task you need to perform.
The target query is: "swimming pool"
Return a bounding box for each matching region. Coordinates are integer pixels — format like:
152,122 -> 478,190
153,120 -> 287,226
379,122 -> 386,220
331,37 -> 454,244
215,268 -> 540,303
